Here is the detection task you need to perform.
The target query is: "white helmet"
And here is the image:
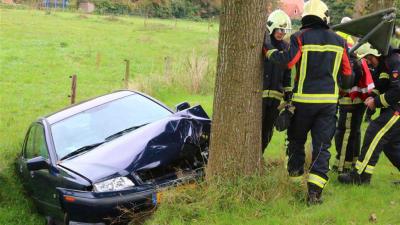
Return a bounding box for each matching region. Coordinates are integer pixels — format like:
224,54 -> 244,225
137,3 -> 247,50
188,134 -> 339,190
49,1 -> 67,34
355,42 -> 381,59
341,17 -> 351,24
266,9 -> 292,33
302,0 -> 330,24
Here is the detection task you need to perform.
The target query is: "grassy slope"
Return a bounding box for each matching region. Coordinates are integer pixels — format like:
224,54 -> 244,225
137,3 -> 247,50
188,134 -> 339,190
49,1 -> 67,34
0,8 -> 398,225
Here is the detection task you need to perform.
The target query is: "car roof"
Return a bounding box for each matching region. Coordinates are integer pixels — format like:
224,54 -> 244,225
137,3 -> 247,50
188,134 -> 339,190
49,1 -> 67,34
44,90 -> 164,125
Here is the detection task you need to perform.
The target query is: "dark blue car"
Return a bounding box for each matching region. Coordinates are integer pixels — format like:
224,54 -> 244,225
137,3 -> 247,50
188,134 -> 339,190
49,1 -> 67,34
16,90 -> 211,225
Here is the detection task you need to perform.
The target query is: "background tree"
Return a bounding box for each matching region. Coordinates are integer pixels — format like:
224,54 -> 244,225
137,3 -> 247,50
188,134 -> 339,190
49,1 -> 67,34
353,0 -> 399,19
206,0 -> 268,181
325,0 -> 355,24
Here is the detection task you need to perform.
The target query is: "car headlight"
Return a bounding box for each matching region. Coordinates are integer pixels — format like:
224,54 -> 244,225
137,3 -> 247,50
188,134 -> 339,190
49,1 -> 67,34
93,177 -> 135,192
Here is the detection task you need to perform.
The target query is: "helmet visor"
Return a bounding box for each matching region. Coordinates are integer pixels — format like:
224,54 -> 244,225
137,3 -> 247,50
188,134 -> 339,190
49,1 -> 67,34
275,28 -> 291,34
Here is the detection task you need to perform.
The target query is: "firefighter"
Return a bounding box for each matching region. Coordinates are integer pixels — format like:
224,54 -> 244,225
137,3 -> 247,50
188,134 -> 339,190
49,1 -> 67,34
263,0 -> 354,204
336,17 -> 354,47
334,56 -> 372,173
261,9 -> 292,153
338,43 -> 400,185
333,17 -> 374,173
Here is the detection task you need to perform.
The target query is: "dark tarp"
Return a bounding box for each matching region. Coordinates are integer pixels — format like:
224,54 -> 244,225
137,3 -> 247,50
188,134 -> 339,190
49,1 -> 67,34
331,8 -> 397,55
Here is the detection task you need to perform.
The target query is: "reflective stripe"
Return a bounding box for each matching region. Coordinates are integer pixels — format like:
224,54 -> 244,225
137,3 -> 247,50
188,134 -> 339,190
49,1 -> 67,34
302,45 -> 344,52
372,89 -> 380,95
283,86 -> 292,92
379,72 -> 390,79
364,165 -> 375,174
358,115 -> 400,174
293,93 -> 338,103
344,161 -> 353,169
295,44 -> 343,103
380,94 -> 390,108
308,173 -> 328,188
298,48 -> 308,94
339,97 -> 363,105
338,113 -> 352,172
266,49 -> 278,59
262,90 -> 283,100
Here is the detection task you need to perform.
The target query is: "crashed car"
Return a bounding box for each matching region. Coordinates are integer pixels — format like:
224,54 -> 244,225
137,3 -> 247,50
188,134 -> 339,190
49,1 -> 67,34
16,90 -> 210,224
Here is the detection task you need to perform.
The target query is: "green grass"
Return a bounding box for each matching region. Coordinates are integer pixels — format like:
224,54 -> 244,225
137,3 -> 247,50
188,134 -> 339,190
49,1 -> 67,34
0,8 -> 216,225
1,7 -> 399,225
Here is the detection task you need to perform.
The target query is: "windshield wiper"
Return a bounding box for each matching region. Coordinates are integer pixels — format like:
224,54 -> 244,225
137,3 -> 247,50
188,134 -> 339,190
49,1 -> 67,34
60,142 -> 105,160
105,123 -> 149,141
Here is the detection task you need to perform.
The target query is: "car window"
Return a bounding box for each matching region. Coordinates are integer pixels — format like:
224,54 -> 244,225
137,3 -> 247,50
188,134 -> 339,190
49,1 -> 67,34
51,94 -> 172,159
25,124 -> 49,159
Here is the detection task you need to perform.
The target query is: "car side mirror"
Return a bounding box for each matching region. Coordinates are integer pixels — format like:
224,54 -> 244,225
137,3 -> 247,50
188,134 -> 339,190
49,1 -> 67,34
27,156 -> 49,171
175,102 -> 190,112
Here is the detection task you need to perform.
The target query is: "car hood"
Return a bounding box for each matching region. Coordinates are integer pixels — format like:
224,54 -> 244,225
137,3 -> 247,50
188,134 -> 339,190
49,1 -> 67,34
59,106 -> 210,183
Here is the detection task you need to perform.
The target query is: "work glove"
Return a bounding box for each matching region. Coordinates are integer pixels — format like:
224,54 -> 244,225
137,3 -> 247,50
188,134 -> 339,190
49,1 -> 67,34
275,103 -> 295,132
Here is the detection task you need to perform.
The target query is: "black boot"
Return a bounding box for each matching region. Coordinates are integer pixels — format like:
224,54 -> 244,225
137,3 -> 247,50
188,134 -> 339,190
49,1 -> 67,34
307,183 -> 323,205
393,180 -> 400,185
338,170 -> 371,185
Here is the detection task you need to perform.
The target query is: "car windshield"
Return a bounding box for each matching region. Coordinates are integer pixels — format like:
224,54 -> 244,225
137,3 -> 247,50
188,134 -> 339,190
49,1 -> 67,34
51,94 -> 172,159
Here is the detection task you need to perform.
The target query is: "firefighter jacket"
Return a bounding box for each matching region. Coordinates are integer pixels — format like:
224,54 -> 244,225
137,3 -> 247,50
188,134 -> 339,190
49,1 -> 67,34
265,24 -> 353,104
372,48 -> 400,112
262,35 -> 291,101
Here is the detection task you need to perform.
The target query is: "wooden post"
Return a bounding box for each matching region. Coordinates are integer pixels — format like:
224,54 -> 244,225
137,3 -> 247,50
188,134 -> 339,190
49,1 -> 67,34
124,59 -> 130,89
69,74 -> 77,105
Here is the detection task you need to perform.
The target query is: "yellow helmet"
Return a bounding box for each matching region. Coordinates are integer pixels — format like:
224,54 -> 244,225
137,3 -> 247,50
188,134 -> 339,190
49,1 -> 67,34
355,42 -> 381,59
266,9 -> 292,33
302,0 -> 330,24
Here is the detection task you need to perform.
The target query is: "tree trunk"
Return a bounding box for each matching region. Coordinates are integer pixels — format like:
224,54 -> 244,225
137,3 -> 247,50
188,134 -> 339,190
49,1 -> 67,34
353,0 -> 367,18
206,0 -> 268,181
354,0 -> 396,18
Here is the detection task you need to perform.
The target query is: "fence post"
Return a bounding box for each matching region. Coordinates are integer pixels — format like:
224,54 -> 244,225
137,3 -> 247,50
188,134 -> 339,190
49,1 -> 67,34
124,59 -> 130,89
69,74 -> 77,105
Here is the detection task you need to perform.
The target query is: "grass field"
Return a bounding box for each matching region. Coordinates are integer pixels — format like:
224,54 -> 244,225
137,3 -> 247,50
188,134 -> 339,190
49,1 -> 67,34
0,7 -> 399,225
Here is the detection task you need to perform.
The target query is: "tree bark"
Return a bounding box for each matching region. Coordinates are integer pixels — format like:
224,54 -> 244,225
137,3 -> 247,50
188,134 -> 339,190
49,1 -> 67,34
206,0 -> 268,181
354,0 -> 396,18
366,0 -> 395,12
353,0 -> 368,18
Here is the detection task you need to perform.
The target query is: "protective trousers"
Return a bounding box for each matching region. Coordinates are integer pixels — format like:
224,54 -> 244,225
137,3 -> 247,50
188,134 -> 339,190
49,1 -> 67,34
262,98 -> 281,153
334,104 -> 366,172
287,103 -> 337,189
355,109 -> 400,175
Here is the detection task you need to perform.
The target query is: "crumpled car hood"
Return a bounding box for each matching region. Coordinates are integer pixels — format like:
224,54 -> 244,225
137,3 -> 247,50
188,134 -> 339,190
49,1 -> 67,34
59,106 -> 210,183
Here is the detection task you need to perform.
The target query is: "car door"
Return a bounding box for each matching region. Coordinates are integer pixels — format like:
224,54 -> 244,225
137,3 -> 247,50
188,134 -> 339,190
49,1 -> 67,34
23,123 -> 64,218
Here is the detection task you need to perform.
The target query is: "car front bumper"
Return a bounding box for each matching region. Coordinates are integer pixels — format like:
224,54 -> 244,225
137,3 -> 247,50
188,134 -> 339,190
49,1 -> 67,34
57,187 -> 156,223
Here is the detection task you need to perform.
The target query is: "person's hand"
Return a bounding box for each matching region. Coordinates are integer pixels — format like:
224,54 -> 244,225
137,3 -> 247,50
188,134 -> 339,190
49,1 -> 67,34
263,31 -> 274,53
364,97 -> 376,110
